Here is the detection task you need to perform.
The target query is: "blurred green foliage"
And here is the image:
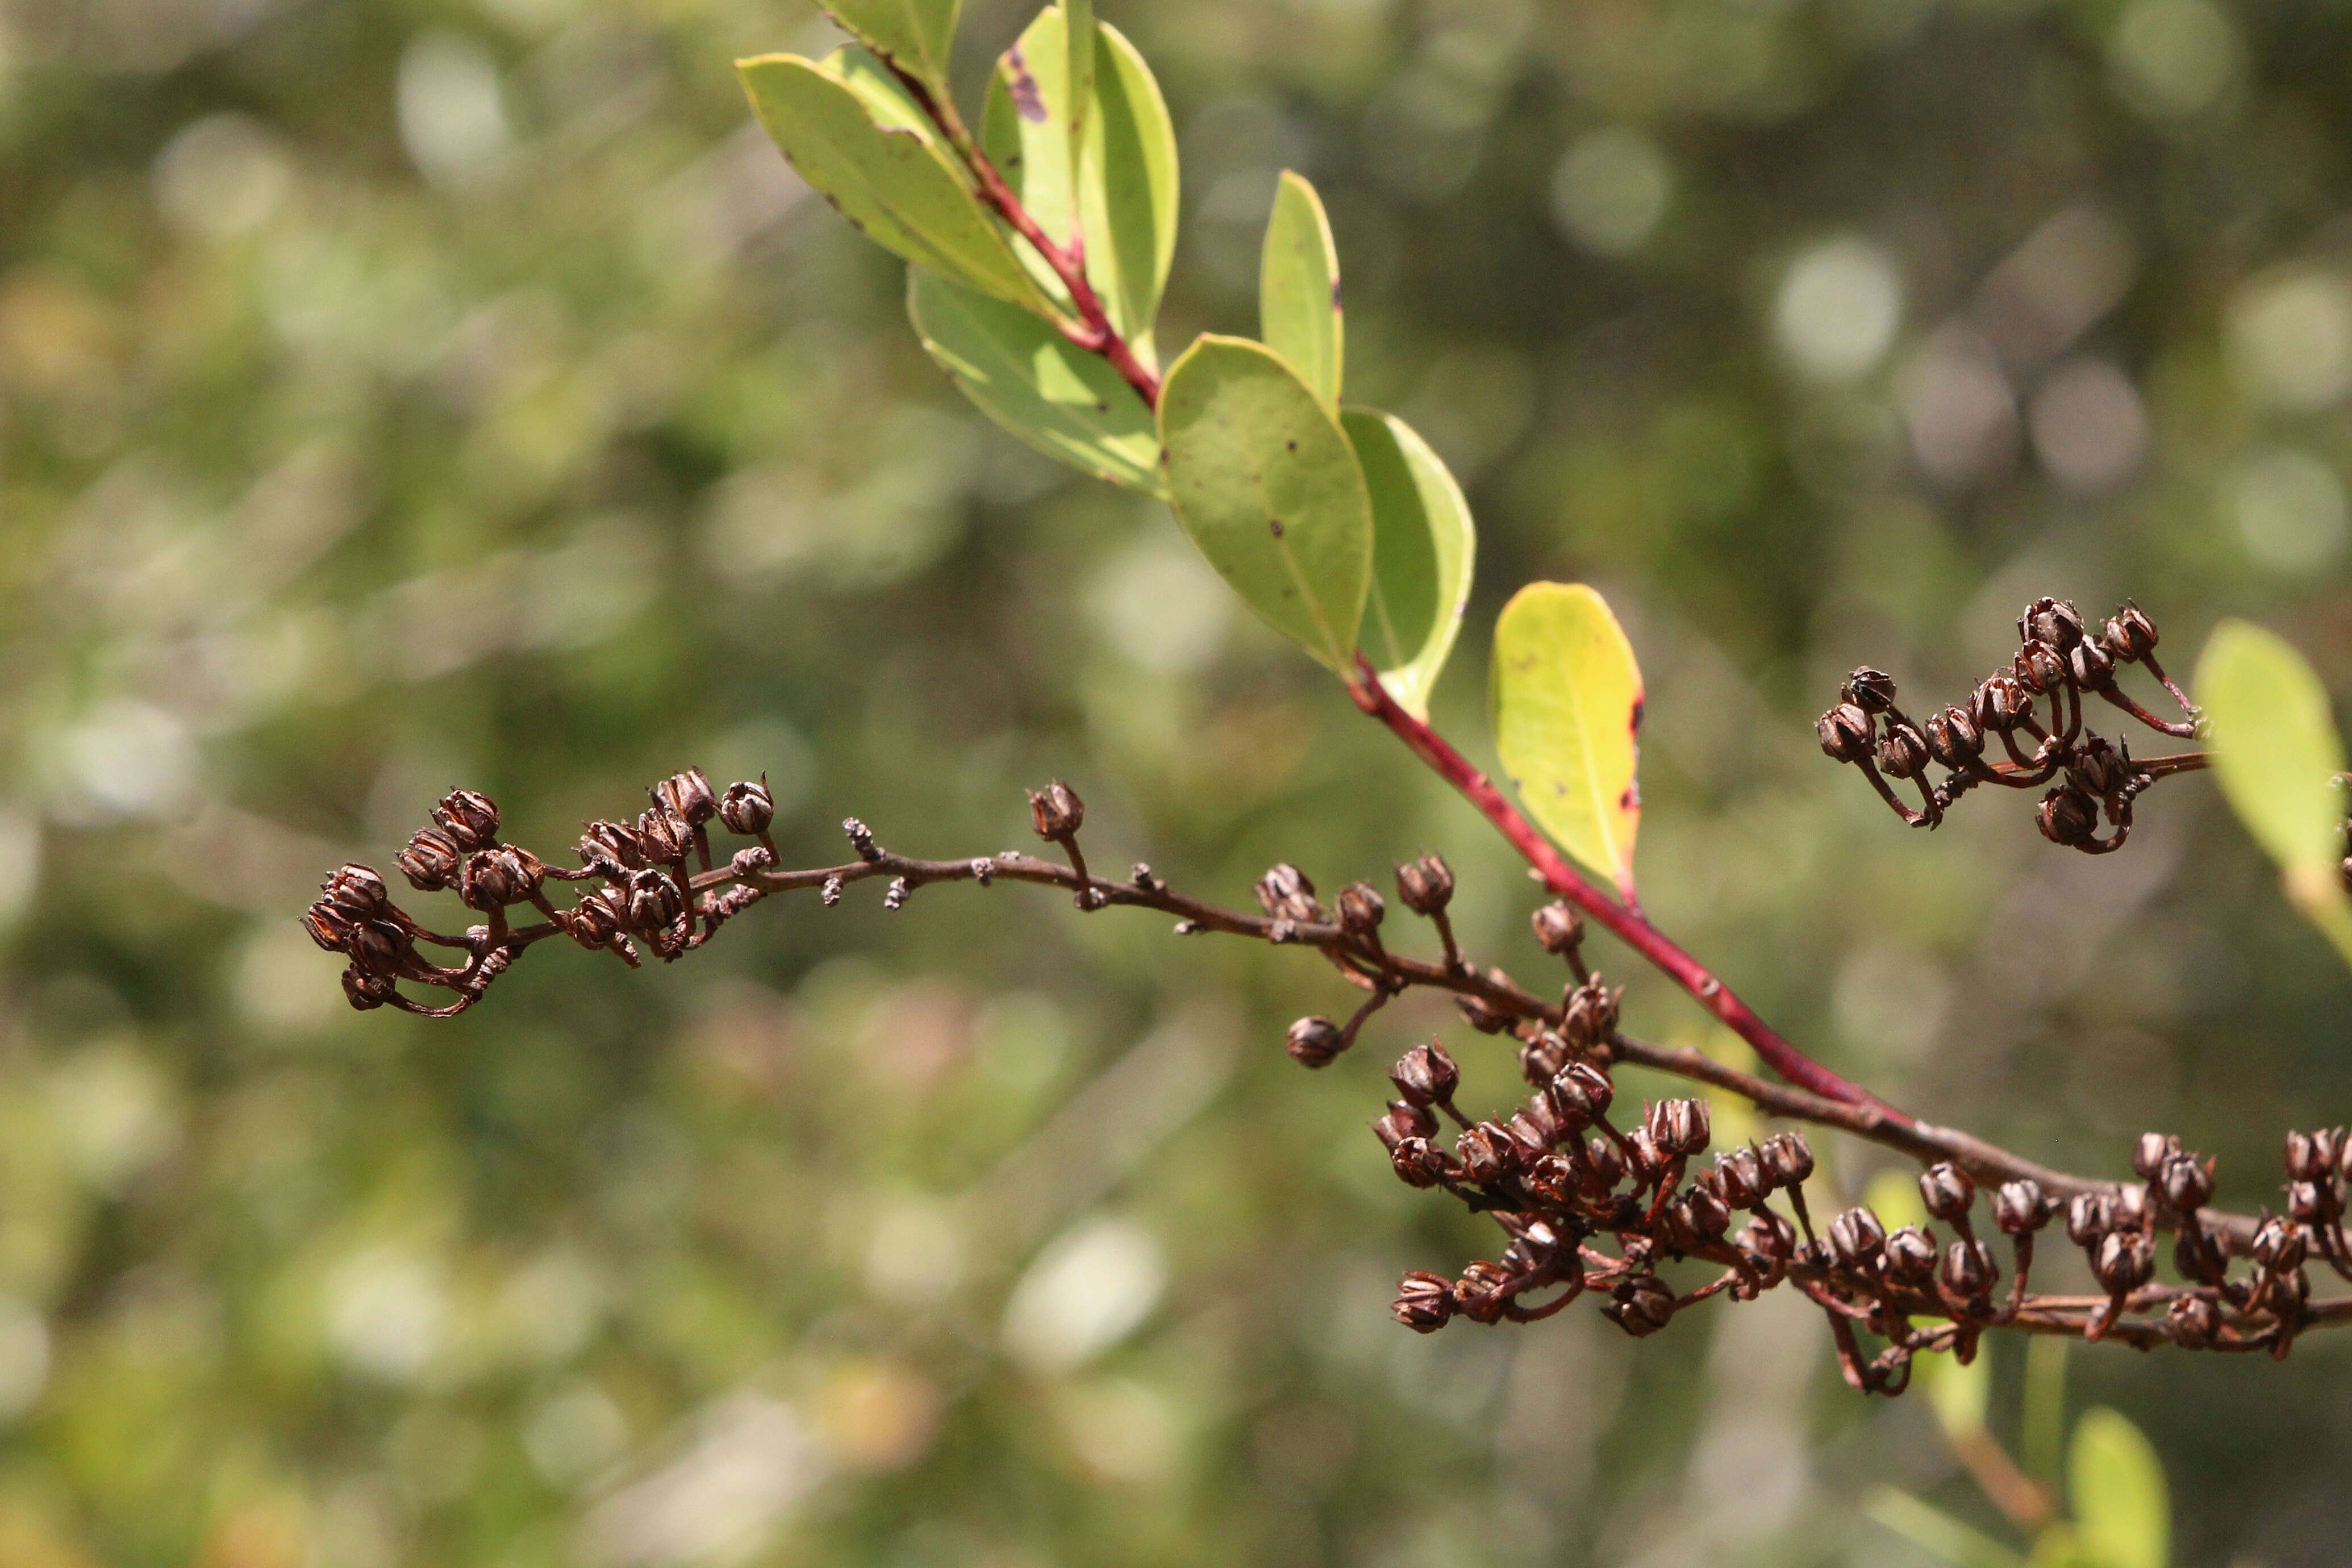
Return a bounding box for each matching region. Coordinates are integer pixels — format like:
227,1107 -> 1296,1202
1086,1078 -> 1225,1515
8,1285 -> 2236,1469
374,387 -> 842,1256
1,0 -> 2350,1563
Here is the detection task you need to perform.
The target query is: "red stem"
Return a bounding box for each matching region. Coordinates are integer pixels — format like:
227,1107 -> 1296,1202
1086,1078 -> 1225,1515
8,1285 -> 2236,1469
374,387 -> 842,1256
1349,656 -> 1908,1122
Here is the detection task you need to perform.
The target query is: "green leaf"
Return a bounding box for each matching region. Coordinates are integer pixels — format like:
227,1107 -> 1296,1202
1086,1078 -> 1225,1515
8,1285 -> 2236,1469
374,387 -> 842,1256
2069,1408 -> 2168,1568
1063,0 -> 1094,187
1260,170 -> 1343,409
1157,335 -> 1374,674
2022,1336 -> 2070,1486
1342,408 -> 1473,720
980,12 -> 1179,351
1865,1487 -> 2025,1568
2195,619 -> 2352,968
1491,582 -> 1645,898
738,50 -> 1052,315
908,270 -> 1164,497
2025,1526 -> 2101,1568
821,0 -> 961,90
1915,1337 -> 1991,1441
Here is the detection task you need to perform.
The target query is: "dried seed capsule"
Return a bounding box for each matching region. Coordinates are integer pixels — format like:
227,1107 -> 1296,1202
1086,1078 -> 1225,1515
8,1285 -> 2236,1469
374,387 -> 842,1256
1714,1146 -> 1766,1210
1390,1137 -> 1443,1189
1657,1098 -> 1712,1158
2092,1230 -> 2154,1295
1972,673 -> 2032,732
1561,978 -> 1621,1047
2111,1183 -> 2149,1229
1583,1136 -> 1625,1192
1993,1179 -> 2050,1235
2036,786 -> 2099,848
654,768 -> 719,828
1816,703 -> 1875,765
398,828 -> 464,892
432,789 -> 501,852
718,778 -> 775,836
1028,780 -> 1085,839
1845,667 -> 1900,715
2069,737 -> 2128,798
2158,1153 -> 2213,1214
1625,1127 -> 1662,1184
2311,1128 -> 2346,1174
580,820 -> 648,873
636,807 -> 688,865
1877,722 -> 1931,781
624,867 -> 682,931
1456,1261 -> 1512,1324
1508,1103 -> 1562,1158
1940,1239 -> 1997,1299
1919,1162 -> 1976,1224
2068,640 -> 2116,691
1532,900 -> 1584,954
1883,1227 -> 1938,1287
341,968 -> 397,1011
1680,1184 -> 1733,1237
2132,1131 -> 2179,1181
319,864 -> 392,918
2020,597 -> 2086,652
1741,1210 -> 1795,1262
1604,1276 -> 1677,1338
1395,852 -> 1454,915
460,846 -> 543,910
1391,1040 -> 1459,1106
1457,1123 -> 1519,1185
2065,1191 -> 2112,1247
1254,864 -> 1321,924
347,920 -> 409,978
1924,706 -> 1985,768
2288,1181 -> 2330,1224
2285,1129 -> 2330,1183
1761,1131 -> 1815,1187
1454,993 -> 1511,1034
1337,881 -> 1386,936
1519,1032 -> 1569,1085
2165,1294 -> 2218,1349
2015,640 -> 2066,695
1828,1207 -> 1887,1270
302,902 -> 358,954
1285,1016 -> 1346,1069
2174,1223 -> 2227,1284
1393,1273 -> 1455,1333
1548,1060 -> 1614,1127
562,889 -> 627,948
2103,602 -> 2158,662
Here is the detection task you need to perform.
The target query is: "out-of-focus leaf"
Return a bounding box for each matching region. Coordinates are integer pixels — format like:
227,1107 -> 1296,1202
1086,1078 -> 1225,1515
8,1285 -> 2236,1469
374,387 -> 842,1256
1342,407 -> 1472,719
2070,1408 -> 2167,1568
738,49 -> 1052,315
1491,583 -> 1644,897
980,12 -> 1178,353
1158,335 -> 1373,674
2023,1336 -> 2070,1485
1915,1336 -> 1991,1440
821,0 -> 961,91
1260,170 -> 1342,410
907,270 -> 1164,495
1865,1487 -> 2025,1568
2195,619 -> 2352,968
1063,0 -> 1094,183
2025,1525 -> 2100,1568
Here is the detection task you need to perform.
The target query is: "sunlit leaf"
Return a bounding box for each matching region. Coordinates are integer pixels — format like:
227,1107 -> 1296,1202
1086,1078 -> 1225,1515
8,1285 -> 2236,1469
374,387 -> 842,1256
821,0 -> 961,91
1342,408 -> 1473,719
1158,335 -> 1373,674
1865,1486 -> 2026,1568
1260,170 -> 1342,410
980,11 -> 1179,352
1491,582 -> 1644,897
2025,1525 -> 2100,1568
907,270 -> 1164,496
1062,0 -> 1094,187
2069,1408 -> 2168,1568
2195,619 -> 2352,968
738,49 -> 1053,315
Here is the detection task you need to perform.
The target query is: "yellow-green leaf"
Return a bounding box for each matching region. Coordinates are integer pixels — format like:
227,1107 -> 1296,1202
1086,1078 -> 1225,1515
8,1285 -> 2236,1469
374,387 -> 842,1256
2069,1408 -> 2167,1568
1260,170 -> 1342,410
981,11 -> 1178,350
1491,583 -> 1644,898
1062,0 -> 1093,187
737,49 -> 1052,315
821,0 -> 961,91
1343,407 -> 1473,720
908,270 -> 1164,497
2195,619 -> 2352,968
1865,1487 -> 2026,1568
1158,335 -> 1374,675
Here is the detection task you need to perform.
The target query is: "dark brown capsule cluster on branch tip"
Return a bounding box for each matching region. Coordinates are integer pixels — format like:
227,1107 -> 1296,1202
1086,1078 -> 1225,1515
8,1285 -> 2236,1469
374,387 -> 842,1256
1815,597 -> 2204,848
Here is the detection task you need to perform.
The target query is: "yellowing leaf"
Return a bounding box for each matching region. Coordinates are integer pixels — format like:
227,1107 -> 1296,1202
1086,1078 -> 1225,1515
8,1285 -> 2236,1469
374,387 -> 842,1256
821,0 -> 961,91
1491,583 -> 1644,897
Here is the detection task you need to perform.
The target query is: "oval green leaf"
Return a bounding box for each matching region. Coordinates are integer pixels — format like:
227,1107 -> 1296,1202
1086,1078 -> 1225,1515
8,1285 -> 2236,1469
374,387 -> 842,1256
2069,1408 -> 2167,1568
908,270 -> 1164,496
1342,408 -> 1473,720
737,49 -> 1052,315
1491,582 -> 1644,898
981,12 -> 1179,353
821,0 -> 961,91
1157,335 -> 1374,674
1260,170 -> 1342,409
2195,618 -> 2352,964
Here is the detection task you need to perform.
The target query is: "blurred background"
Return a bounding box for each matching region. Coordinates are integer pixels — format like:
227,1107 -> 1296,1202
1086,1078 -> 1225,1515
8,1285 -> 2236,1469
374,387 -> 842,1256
0,0 -> 2349,1562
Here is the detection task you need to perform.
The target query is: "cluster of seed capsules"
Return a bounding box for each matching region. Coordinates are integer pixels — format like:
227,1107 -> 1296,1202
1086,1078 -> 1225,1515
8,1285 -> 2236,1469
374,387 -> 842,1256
301,773 -> 779,1016
1815,597 -> 2201,851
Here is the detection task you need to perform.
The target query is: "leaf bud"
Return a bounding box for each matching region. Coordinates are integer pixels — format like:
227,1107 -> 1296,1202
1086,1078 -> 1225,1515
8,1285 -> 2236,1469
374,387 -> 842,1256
1390,1040 -> 1459,1106
1761,1131 -> 1815,1187
718,778 -> 775,836
1940,1238 -> 1997,1299
1648,1098 -> 1712,1158
1993,1179 -> 2050,1235
1816,702 -> 1875,765
2103,602 -> 2159,662
1531,899 -> 1584,954
1254,863 -> 1322,924
1971,674 -> 2032,733
1877,722 -> 1930,781
1883,1226 -> 1938,1287
653,768 -> 719,828
2165,1294 -> 2219,1349
1919,1162 -> 1976,1224
431,789 -> 501,852
1395,852 -> 1455,915
1393,1272 -> 1455,1333
2092,1229 -> 2154,1296
2036,786 -> 2099,848
1844,666 -> 1900,715
1285,1016 -> 1346,1069
1828,1207 -> 1888,1270
1028,779 -> 1085,840
1604,1275 -> 1677,1338
1924,706 -> 1985,768
398,828 -> 465,892
1337,881 -> 1386,937
341,967 -> 397,1011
